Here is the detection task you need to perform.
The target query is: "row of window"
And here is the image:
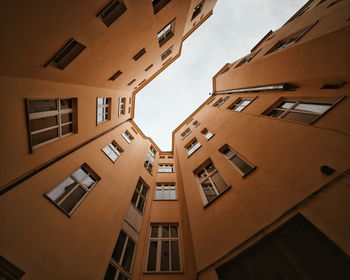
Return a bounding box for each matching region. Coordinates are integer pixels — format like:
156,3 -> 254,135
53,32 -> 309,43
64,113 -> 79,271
209,95 -> 342,125
104,223 -> 181,279
26,97 -> 129,151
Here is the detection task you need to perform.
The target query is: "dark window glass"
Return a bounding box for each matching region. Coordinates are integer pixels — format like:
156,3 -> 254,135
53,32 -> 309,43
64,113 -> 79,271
60,186 -> 86,213
147,241 -> 158,271
231,156 -> 253,175
31,128 -> 59,146
282,112 -> 319,124
160,241 -> 170,271
112,231 -> 126,263
30,116 -> 58,132
103,264 -> 117,280
171,241 -> 180,271
121,238 -> 135,272
28,99 -> 57,113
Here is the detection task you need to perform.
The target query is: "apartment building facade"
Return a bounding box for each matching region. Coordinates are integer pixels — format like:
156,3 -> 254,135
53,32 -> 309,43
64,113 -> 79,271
1,0 -> 350,280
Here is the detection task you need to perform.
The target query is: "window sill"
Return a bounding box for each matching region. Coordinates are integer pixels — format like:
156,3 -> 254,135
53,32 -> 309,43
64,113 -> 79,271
143,271 -> 183,274
203,186 -> 232,209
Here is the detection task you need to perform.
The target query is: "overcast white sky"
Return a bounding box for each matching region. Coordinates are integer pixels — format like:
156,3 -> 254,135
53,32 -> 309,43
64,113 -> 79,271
134,0 -> 307,151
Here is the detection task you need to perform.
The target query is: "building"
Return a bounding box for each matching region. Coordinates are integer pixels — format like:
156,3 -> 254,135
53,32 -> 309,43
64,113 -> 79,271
1,0 -> 350,279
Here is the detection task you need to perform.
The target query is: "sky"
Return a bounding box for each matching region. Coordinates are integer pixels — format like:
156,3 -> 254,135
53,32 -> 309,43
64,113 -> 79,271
134,0 -> 307,151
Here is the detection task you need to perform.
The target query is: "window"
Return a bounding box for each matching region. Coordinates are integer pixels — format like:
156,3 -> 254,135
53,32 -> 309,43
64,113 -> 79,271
161,45 -> 173,61
193,120 -> 200,127
97,98 -> 111,124
26,98 -> 77,151
180,128 -> 191,139
103,230 -> 135,280
201,128 -> 214,140
158,19 -> 175,46
146,224 -> 181,272
195,161 -> 229,204
154,184 -> 176,200
167,155 -> 174,159
152,0 -> 171,14
121,130 -> 134,143
98,0 -> 127,27
133,48 -> 146,61
158,164 -> 174,173
0,256 -> 25,279
45,39 -> 86,70
102,141 -> 123,163
109,70 -> 122,81
162,57 -> 173,66
118,97 -> 126,116
213,96 -> 229,107
235,49 -> 261,68
191,1 -> 204,20
228,98 -> 254,111
185,138 -> 201,157
131,179 -> 148,213
127,79 -> 136,86
220,145 -> 255,176
144,147 -> 156,173
263,99 -> 339,124
266,21 -> 318,55
45,163 -> 100,215
327,0 -> 342,8
145,64 -> 153,71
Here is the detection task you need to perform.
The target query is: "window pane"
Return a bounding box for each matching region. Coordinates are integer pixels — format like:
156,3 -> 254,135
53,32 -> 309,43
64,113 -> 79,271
137,197 -> 145,212
171,241 -> 180,271
268,110 -> 284,118
147,241 -> 158,271
108,152 -> 118,162
211,172 -> 228,193
295,103 -> 331,114
170,226 -> 178,237
47,177 -> 76,204
162,226 -> 169,238
201,180 -> 217,202
141,186 -> 148,196
30,116 -> 58,131
28,99 -> 57,113
72,168 -> 88,181
82,176 -> 95,189
31,128 -> 58,146
112,231 -> 127,263
223,148 -> 235,158
103,264 -> 117,280
205,163 -> 215,174
121,238 -> 135,272
61,123 -> 73,135
160,241 -> 170,271
231,155 -> 252,175
151,226 -> 159,238
197,169 -> 207,180
234,105 -> 245,112
278,102 -> 295,109
241,100 -> 251,106
60,186 -> 86,213
282,112 -> 319,124
60,99 -> 73,109
155,190 -> 162,200
131,191 -> 138,206
61,113 -> 73,124
169,190 -> 176,200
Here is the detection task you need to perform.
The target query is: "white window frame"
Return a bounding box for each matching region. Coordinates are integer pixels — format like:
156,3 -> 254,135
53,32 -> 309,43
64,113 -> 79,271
180,128 -> 191,140
26,98 -> 76,151
118,97 -> 126,116
186,138 -> 201,157
146,224 -> 181,272
201,128 -> 214,140
102,141 -> 123,163
213,96 -> 229,107
195,161 -> 229,204
158,164 -> 174,173
45,163 -> 100,216
228,98 -> 254,112
105,230 -> 136,279
157,20 -> 175,46
121,130 -> 133,143
131,179 -> 148,214
220,145 -> 255,177
96,97 -> 111,125
154,184 -> 176,200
